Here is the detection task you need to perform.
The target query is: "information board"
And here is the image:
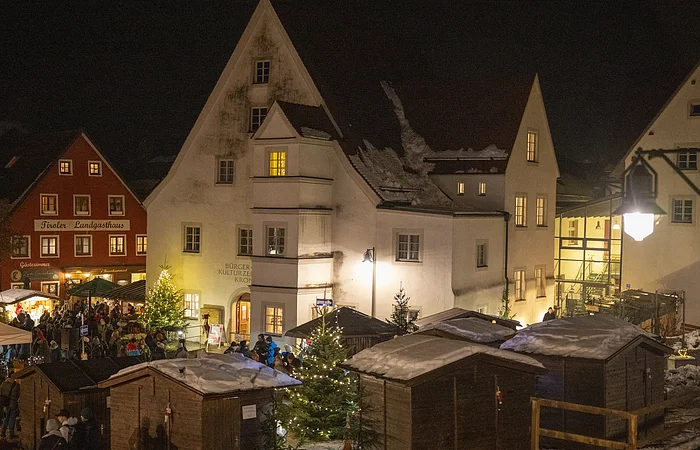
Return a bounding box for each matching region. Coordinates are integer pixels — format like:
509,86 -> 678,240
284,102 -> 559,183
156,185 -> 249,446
207,324 -> 223,346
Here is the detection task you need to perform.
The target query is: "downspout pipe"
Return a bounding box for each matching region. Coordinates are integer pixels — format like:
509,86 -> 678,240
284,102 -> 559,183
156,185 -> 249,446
501,211 -> 511,311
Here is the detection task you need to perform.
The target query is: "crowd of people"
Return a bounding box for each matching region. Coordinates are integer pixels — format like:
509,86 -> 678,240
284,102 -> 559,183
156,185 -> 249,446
37,407 -> 100,449
224,333 -> 302,375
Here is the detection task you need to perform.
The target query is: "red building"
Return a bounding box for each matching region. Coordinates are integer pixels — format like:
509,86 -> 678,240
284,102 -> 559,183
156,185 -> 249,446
0,129 -> 147,301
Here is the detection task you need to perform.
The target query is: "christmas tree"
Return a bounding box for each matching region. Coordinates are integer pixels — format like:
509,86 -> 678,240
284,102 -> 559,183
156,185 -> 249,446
386,283 -> 417,334
281,312 -> 354,442
143,265 -> 186,329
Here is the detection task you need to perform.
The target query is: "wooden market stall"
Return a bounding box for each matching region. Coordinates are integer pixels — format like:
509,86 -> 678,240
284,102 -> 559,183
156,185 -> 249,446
285,306 -> 401,356
15,357 -> 142,450
105,279 -> 146,316
500,315 -> 672,447
415,307 -> 521,331
413,317 -> 516,347
98,352 -> 301,450
0,289 -> 60,322
340,334 -> 545,450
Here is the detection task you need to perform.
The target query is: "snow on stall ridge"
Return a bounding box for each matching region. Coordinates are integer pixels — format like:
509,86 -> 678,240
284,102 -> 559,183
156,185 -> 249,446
418,318 -> 514,343
108,351 -> 301,394
500,315 -> 658,360
425,144 -> 509,160
343,334 -> 543,381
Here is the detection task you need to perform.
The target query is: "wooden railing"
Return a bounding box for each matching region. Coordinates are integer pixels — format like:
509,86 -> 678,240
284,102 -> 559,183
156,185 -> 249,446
531,393 -> 700,450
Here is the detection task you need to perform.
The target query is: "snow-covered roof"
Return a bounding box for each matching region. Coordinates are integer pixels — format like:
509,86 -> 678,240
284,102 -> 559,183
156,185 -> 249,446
500,315 -> 670,360
341,334 -> 544,382
415,307 -> 520,330
416,318 -> 515,343
103,351 -> 301,395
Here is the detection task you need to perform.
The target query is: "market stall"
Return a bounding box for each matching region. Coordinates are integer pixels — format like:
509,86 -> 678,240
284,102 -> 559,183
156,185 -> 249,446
104,279 -> 146,316
0,289 -> 60,322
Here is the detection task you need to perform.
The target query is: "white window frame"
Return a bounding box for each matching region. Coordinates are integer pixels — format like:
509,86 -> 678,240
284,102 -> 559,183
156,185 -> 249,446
136,235 -> 147,255
184,292 -> 200,319
264,304 -> 284,335
535,266 -> 546,298
88,160 -> 102,176
238,227 -> 253,256
527,130 -> 539,162
250,107 -> 268,132
478,182 -> 487,196
73,194 -> 91,216
216,158 -> 236,185
254,60 -> 270,84
41,281 -> 59,296
268,149 -> 287,176
457,182 -> 465,196
476,240 -> 488,268
74,235 -> 93,257
58,159 -> 73,175
396,231 -> 421,262
40,235 -> 59,258
40,194 -> 59,216
108,195 -> 125,216
109,235 -> 126,256
514,269 -> 526,301
567,220 -> 580,246
183,223 -> 202,254
515,195 -> 527,227
678,150 -> 698,170
536,195 -> 547,227
10,235 -> 30,259
266,225 -> 286,256
671,198 -> 694,224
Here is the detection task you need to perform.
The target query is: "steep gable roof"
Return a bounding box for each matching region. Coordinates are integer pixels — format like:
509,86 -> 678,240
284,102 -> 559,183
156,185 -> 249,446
276,101 -> 338,140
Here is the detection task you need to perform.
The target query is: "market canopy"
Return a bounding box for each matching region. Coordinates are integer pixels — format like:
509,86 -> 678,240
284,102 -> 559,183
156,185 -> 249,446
285,307 -> 401,339
0,289 -> 59,305
0,322 -> 32,345
67,278 -> 120,298
105,280 -> 146,302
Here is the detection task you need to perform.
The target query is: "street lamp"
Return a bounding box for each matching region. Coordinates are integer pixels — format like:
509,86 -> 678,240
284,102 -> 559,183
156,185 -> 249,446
362,248 -> 376,317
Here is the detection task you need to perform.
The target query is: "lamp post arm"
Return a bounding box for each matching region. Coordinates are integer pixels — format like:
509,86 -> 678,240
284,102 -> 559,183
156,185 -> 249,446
655,153 -> 700,197
634,148 -> 700,197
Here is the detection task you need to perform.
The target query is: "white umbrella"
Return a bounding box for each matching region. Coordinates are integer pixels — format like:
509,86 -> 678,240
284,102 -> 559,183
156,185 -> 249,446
0,322 -> 31,345
0,289 -> 59,305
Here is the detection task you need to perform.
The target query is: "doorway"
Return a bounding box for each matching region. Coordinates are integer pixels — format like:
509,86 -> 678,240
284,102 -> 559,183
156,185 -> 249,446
233,293 -> 251,342
200,305 -> 225,344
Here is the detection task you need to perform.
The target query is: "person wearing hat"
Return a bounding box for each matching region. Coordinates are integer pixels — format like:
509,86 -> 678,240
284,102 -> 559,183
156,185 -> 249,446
38,418 -> 66,449
72,407 -> 100,450
56,409 -> 78,444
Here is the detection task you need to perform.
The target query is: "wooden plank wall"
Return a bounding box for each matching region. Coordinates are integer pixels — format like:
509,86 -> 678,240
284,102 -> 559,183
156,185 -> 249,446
359,375 -> 386,449
201,396 -> 238,450
491,365 -> 537,450
563,359 -> 606,446
19,373 -> 67,450
412,376 -> 454,449
385,381 -> 411,450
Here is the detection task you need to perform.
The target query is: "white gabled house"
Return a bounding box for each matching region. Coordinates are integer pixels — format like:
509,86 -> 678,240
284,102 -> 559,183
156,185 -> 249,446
144,0 -> 559,344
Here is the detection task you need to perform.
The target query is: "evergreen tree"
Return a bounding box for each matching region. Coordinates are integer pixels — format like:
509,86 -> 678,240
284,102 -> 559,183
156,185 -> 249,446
143,265 -> 186,329
281,313 -> 353,442
257,392 -> 299,450
386,284 -> 417,334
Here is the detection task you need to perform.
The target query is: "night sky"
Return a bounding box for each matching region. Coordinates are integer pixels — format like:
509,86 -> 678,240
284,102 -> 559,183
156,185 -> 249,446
1,1 -> 699,183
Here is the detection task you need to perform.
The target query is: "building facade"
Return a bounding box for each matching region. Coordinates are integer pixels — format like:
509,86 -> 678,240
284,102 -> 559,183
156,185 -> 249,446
145,0 -> 559,344
0,130 -> 147,311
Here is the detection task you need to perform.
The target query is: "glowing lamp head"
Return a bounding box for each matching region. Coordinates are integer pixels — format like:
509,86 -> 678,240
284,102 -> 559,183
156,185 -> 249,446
613,156 -> 666,241
622,212 -> 655,242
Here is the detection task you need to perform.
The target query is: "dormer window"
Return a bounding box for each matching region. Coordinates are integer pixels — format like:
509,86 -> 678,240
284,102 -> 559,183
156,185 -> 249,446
59,159 -> 72,175
255,60 -> 270,84
251,107 -> 268,132
690,102 -> 700,117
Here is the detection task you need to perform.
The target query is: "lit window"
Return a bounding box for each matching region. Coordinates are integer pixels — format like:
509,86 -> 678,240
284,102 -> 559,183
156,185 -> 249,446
514,269 -> 526,300
268,151 -> 286,176
678,151 -> 697,170
397,233 -> 420,262
239,228 -> 253,255
183,225 -> 201,253
109,235 -> 126,256
265,306 -> 284,334
457,182 -> 465,195
251,107 -> 268,131
217,159 -> 235,184
58,160 -> 72,175
478,182 -> 487,196
136,235 -> 147,255
184,293 -> 200,319
75,235 -> 92,256
266,227 -> 285,256
567,220 -> 579,245
255,60 -> 270,84
672,199 -> 693,224
690,103 -> 700,117
74,195 -> 91,216
535,266 -> 546,298
11,236 -> 29,258
476,241 -> 488,268
515,195 -> 527,227
109,196 -> 125,216
40,236 -> 58,257
88,161 -> 102,176
536,196 -> 546,227
41,194 -> 58,215
527,131 -> 538,162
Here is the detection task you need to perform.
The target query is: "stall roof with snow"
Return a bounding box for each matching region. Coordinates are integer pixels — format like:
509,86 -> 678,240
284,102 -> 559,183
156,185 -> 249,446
414,317 -> 516,345
415,307 -> 521,331
0,289 -> 59,305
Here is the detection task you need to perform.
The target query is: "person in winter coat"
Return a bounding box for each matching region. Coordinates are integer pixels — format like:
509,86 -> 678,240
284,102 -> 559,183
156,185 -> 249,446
542,307 -> 557,321
38,419 -> 67,449
175,339 -> 189,359
252,334 -> 268,363
0,380 -> 19,438
236,340 -> 251,358
73,407 -> 100,450
56,409 -> 78,445
265,336 -> 278,367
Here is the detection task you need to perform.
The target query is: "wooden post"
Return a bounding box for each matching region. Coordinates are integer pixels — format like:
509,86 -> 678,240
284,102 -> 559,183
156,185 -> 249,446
628,414 -> 637,450
531,398 -> 540,450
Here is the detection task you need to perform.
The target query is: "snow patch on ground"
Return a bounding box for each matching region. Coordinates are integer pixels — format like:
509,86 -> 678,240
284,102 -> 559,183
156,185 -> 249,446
342,334 -> 543,381
500,315 -> 656,360
666,365 -> 700,398
109,351 -> 301,394
418,317 -> 514,343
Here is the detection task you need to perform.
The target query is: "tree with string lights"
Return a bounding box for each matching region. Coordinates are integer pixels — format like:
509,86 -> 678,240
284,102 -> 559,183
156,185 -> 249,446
143,265 -> 186,329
